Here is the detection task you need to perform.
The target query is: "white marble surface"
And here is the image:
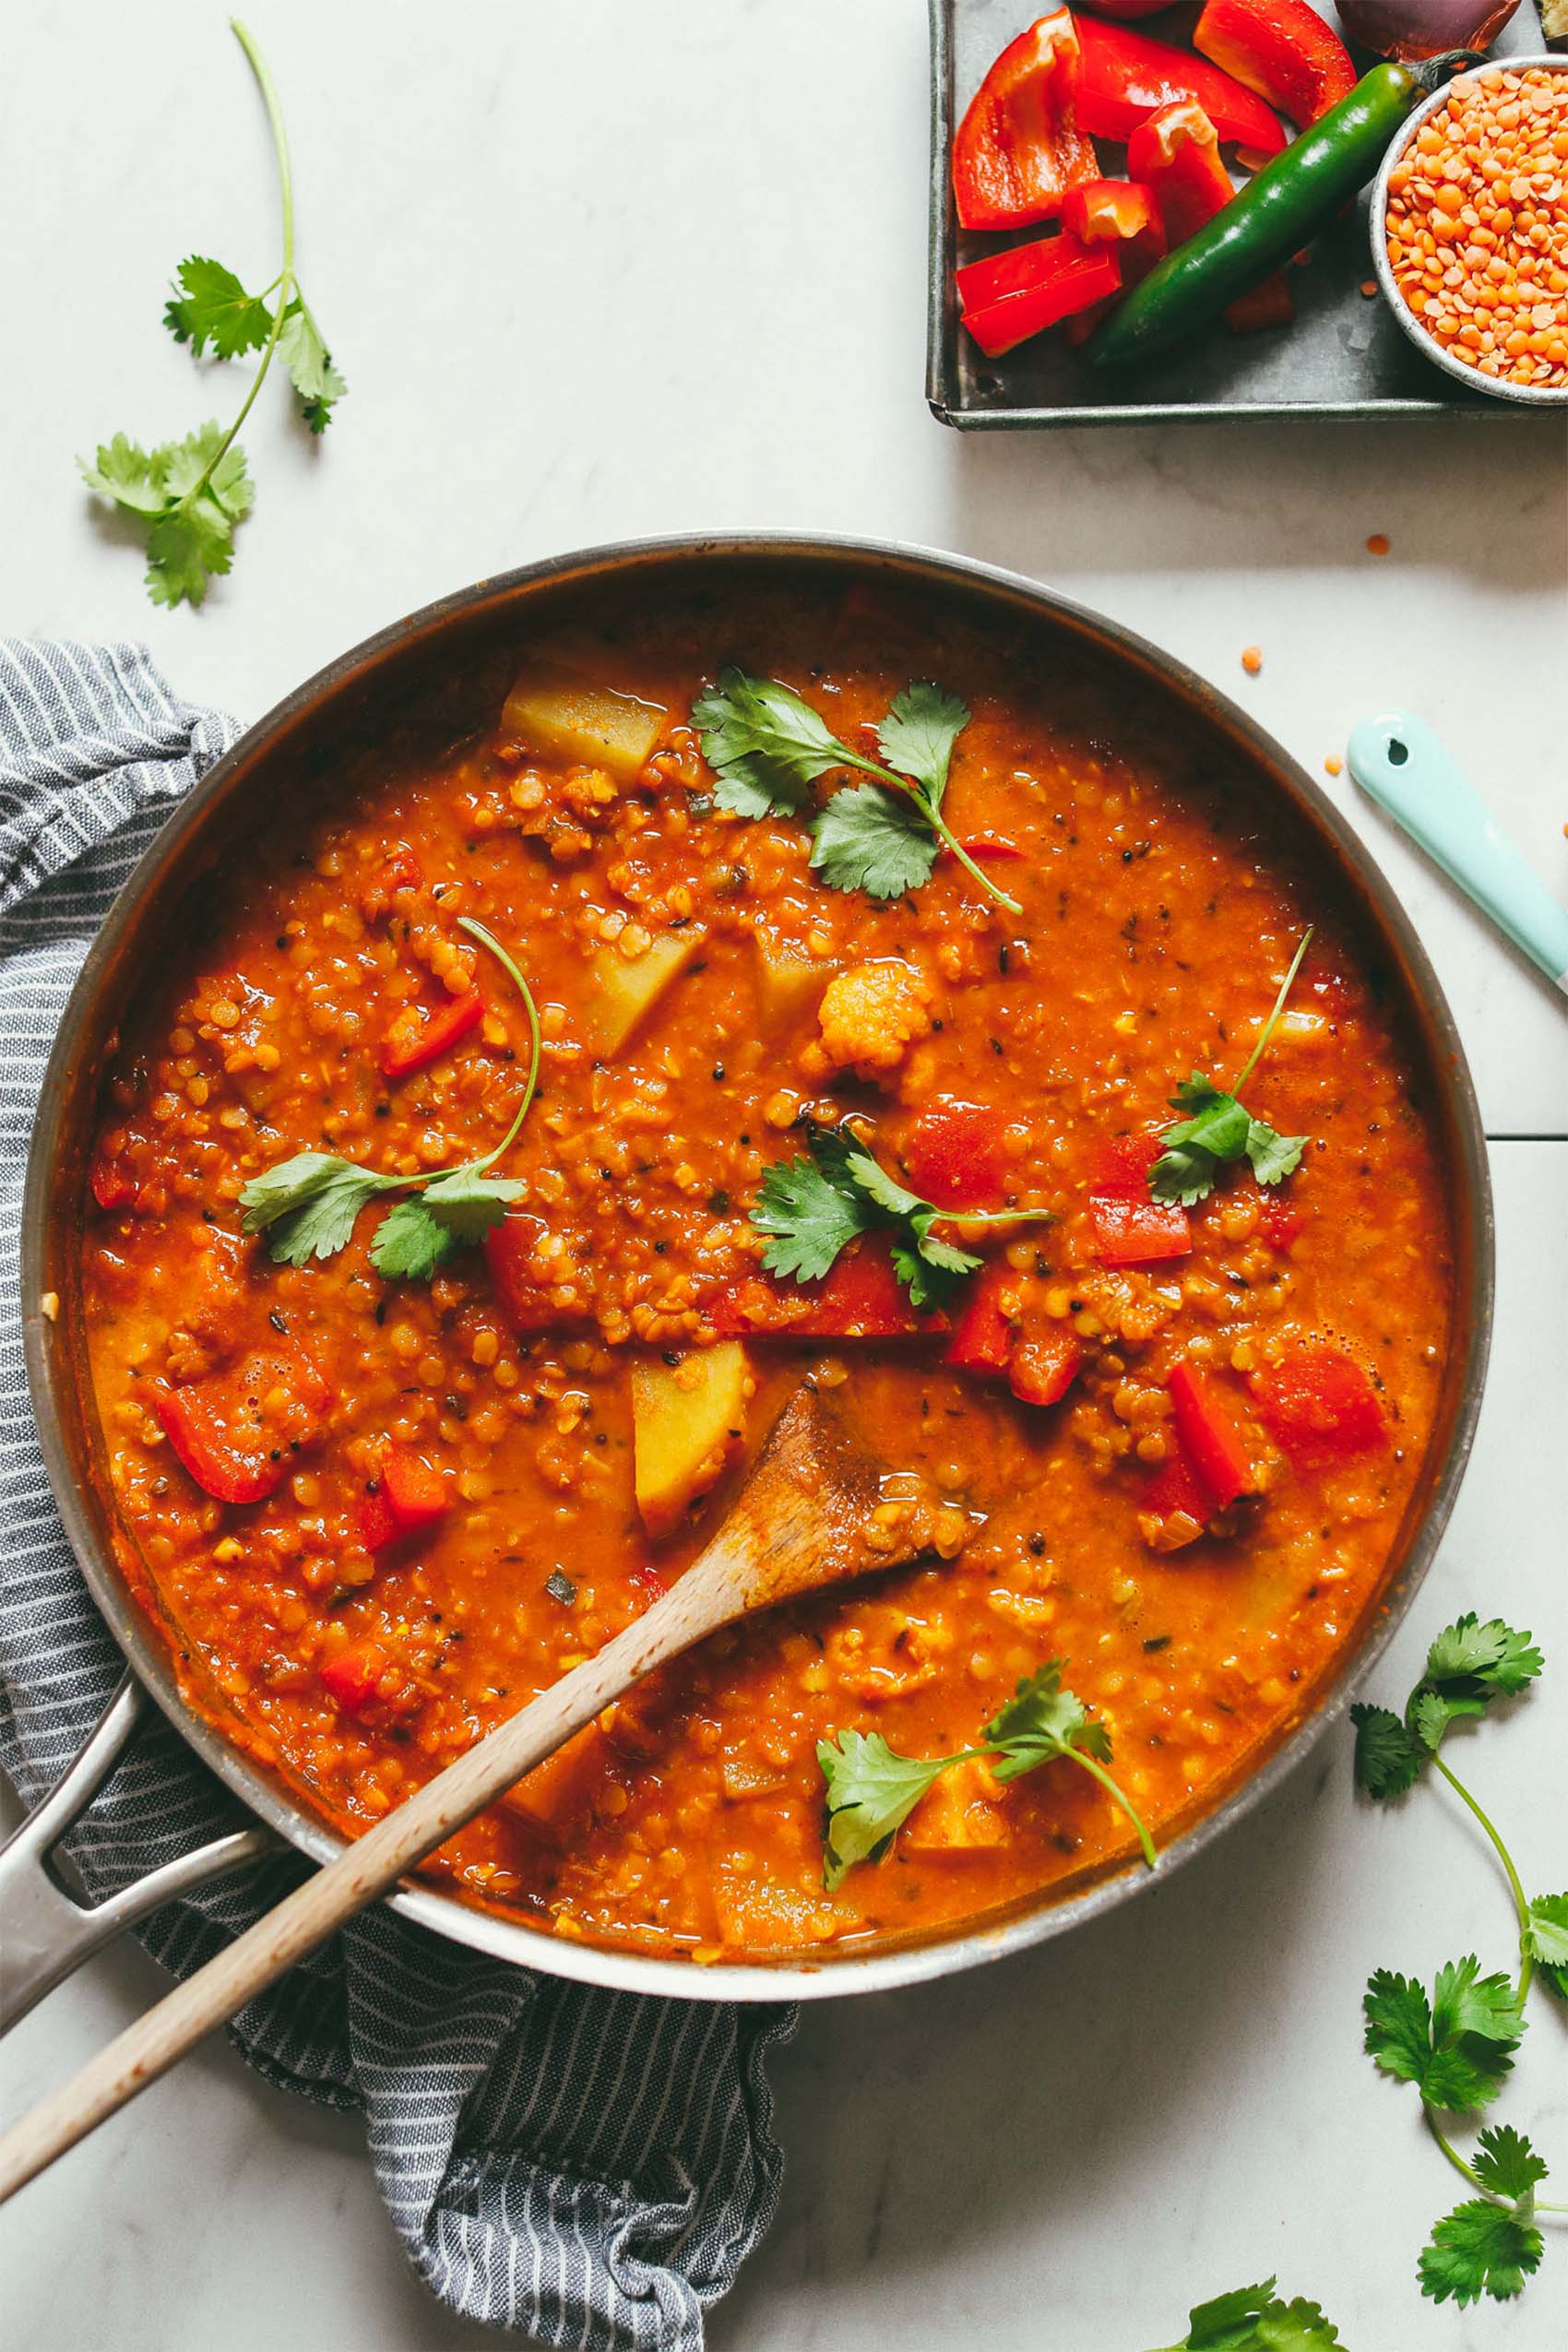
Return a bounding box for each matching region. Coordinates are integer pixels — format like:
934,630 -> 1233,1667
2,2 -> 1565,2346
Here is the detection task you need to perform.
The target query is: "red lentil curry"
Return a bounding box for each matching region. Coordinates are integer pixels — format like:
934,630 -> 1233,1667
81,578 -> 1453,1966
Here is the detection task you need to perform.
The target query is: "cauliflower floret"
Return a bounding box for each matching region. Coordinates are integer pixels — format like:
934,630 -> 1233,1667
816,959 -> 933,1075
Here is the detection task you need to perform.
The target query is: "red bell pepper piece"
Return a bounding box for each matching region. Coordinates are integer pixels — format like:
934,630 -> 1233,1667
1009,1321 -> 1083,1408
962,235 -> 1123,357
1168,1358 -> 1256,1511
90,1158 -> 137,1212
362,1444 -> 450,1550
1087,1131 -> 1191,1265
1061,176 -> 1167,345
905,1102 -> 1009,1210
1138,1440 -> 1212,1546
952,9 -> 1099,231
944,1262 -> 1017,1372
1255,1345 -> 1387,1468
1079,0 -> 1179,13
1223,271 -> 1297,334
156,1350 -> 332,1506
483,1213 -> 591,1333
1075,18 -> 1286,155
1089,1190 -> 1193,1267
380,987 -> 483,1082
1194,0 -> 1355,129
319,1641 -> 388,1712
1128,102 -> 1237,246
708,1241 -> 948,1340
957,834 -> 1025,861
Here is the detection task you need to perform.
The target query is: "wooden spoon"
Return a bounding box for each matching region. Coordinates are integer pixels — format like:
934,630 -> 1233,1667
0,1383 -> 897,2204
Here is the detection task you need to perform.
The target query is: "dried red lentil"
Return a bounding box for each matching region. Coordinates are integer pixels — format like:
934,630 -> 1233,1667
1385,65 -> 1568,393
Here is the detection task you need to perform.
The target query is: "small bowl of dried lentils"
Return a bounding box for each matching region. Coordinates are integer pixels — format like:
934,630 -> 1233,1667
1371,55 -> 1568,404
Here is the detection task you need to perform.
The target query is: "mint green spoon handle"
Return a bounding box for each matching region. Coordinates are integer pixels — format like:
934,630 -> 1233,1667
1347,712 -> 1568,997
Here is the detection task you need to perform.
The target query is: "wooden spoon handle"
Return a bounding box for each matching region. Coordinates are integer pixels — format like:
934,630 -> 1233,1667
0,1561 -> 731,2204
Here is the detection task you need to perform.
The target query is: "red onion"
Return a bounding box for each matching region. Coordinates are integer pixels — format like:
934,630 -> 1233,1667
1336,0 -> 1520,59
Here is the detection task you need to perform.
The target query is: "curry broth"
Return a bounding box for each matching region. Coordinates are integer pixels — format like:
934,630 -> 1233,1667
81,580 -> 1453,1962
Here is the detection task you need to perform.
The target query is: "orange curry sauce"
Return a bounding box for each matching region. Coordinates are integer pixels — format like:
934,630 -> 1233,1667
81,581 -> 1453,1965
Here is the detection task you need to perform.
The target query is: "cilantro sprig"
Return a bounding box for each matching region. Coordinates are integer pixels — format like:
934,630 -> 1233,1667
240,919 -> 540,1281
752,1123 -> 1051,1313
1142,2276 -> 1347,2351
817,1658 -> 1156,1893
692,669 -> 1019,914
1352,1611 -> 1565,2307
78,20 -> 344,607
1149,931 -> 1313,1207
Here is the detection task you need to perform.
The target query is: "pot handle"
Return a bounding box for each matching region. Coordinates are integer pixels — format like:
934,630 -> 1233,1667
0,1671 -> 278,2035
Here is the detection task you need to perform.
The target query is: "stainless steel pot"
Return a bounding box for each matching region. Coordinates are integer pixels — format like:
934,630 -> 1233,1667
5,534 -> 1493,2018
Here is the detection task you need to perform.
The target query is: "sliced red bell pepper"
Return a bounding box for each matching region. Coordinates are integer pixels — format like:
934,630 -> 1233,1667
1087,1130 -> 1191,1265
962,234 -> 1123,357
1089,1190 -> 1193,1267
483,1213 -> 591,1333
320,1641 -> 388,1712
1062,177 -> 1166,267
156,1350 -> 332,1506
944,1262 -> 1017,1372
937,834 -> 1026,868
1255,1345 -> 1387,1468
905,1102 -> 1009,1210
1194,0 -> 1356,129
1075,18 -> 1286,155
362,1444 -> 450,1550
1223,271 -> 1297,333
1137,1439 -> 1212,1547
1128,102 -> 1237,247
708,1241 -> 948,1340
90,1157 -> 137,1212
952,9 -> 1099,232
380,987 -> 483,1082
1009,1321 -> 1083,1408
1168,1358 -> 1256,1511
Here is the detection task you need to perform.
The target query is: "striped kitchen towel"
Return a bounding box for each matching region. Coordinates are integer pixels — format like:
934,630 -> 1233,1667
0,636 -> 794,2349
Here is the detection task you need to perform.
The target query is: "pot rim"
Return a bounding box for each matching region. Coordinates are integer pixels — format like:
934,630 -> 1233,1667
20,529 -> 1494,2002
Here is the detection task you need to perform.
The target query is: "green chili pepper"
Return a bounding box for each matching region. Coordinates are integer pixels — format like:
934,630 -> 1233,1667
1091,52 -> 1482,371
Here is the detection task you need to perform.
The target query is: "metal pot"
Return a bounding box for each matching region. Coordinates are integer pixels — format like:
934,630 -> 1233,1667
6,534 -> 1493,2019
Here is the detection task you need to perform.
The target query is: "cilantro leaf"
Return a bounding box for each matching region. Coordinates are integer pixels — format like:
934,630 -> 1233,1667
1364,1959 -> 1524,2111
750,1125 -> 1033,1311
163,255 -> 273,359
1471,2122 -> 1549,2201
1350,1702 -> 1426,1800
1158,2277 -> 1347,2351
240,1152 -> 394,1265
370,1196 -> 464,1281
78,434 -> 169,518
417,1168 -> 527,1247
874,682 -> 969,805
1426,1612 -> 1543,1697
1526,1893 -> 1568,1998
753,1142 -> 876,1283
692,668 -> 849,817
810,781 -> 939,901
1147,935 -> 1313,1208
817,1728 -> 954,1892
1418,2197 -> 1542,2306
983,1659 -> 1111,1776
276,298 -> 347,431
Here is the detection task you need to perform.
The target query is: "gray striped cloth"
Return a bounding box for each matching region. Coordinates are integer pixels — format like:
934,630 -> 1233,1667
0,637 -> 794,2347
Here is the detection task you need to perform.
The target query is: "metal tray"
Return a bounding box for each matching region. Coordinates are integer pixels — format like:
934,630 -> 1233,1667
927,0 -> 1550,426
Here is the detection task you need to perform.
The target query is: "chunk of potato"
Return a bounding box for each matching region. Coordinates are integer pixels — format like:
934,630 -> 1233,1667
581,926 -> 704,1056
753,940 -> 829,1029
502,660 -> 666,782
631,1341 -> 751,1538
499,1721 -> 615,1845
899,1758 -> 1009,1852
